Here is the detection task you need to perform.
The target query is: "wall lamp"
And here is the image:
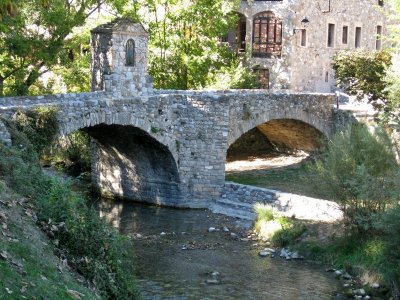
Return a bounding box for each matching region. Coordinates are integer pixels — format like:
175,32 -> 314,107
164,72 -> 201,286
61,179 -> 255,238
293,17 -> 309,34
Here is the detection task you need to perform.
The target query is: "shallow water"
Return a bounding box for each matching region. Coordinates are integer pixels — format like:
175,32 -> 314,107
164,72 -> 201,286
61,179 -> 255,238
99,200 -> 341,300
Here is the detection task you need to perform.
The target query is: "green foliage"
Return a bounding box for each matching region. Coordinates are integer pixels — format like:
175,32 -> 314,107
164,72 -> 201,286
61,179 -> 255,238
310,124 -> 400,232
374,206 -> 400,294
51,130 -> 91,175
0,0 -> 121,96
254,203 -> 306,247
254,203 -> 275,222
270,218 -> 306,247
0,118 -> 140,299
130,0 -> 246,90
0,119 -> 44,197
205,53 -> 260,89
36,181 -> 140,299
11,106 -> 58,154
332,50 -> 392,110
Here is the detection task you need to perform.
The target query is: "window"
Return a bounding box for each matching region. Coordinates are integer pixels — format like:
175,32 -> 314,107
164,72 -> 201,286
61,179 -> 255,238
301,29 -> 307,47
376,25 -> 382,50
220,13 -> 246,53
252,11 -> 282,58
355,27 -> 361,48
342,26 -> 348,44
327,23 -> 335,47
125,39 -> 135,66
254,68 -> 270,89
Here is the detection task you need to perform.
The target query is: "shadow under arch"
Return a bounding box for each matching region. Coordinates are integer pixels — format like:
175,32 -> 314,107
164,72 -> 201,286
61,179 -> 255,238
84,124 -> 181,206
226,118 -> 325,162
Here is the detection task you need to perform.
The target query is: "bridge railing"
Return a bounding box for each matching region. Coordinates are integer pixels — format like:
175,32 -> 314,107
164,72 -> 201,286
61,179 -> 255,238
0,91 -> 114,109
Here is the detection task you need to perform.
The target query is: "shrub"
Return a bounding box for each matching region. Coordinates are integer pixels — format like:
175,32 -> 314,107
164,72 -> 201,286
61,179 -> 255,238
254,203 -> 306,246
1,118 -> 141,299
11,106 -> 59,154
50,130 -> 91,175
310,124 -> 400,232
36,181 -> 140,299
0,119 -> 46,197
374,206 -> 400,296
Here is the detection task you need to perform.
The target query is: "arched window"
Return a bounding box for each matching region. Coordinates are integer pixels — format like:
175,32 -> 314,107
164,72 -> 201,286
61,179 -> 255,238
252,11 -> 282,58
125,39 -> 135,66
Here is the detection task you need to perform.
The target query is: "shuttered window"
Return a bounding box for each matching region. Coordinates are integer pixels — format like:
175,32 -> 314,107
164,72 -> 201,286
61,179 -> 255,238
252,12 -> 282,58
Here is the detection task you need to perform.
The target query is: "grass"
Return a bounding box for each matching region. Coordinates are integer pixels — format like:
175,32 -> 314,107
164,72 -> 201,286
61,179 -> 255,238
0,117 -> 141,299
226,162 -> 331,199
0,185 -> 98,300
253,203 -> 306,247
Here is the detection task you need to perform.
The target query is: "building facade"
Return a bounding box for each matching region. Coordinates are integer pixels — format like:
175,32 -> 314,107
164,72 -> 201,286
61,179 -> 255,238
226,0 -> 389,92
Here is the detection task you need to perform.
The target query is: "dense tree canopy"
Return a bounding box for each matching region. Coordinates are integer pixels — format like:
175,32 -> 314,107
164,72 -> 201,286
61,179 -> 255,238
0,0 -> 127,96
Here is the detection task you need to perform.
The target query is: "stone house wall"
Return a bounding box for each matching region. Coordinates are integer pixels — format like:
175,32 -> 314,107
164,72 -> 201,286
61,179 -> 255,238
234,0 -> 389,92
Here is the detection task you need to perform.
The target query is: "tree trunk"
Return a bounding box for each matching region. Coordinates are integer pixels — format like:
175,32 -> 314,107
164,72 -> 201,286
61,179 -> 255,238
0,76 -> 3,97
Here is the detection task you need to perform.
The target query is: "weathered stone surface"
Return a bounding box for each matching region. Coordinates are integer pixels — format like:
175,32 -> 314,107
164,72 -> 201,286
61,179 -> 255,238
0,18 -> 342,212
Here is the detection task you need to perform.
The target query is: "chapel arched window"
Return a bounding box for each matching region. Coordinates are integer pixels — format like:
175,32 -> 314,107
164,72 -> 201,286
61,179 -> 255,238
126,39 -> 135,66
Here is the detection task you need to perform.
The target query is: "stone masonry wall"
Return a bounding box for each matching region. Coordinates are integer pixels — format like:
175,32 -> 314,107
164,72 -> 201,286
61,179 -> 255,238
0,90 -> 336,208
236,0 -> 389,92
221,182 -> 343,222
91,19 -> 153,97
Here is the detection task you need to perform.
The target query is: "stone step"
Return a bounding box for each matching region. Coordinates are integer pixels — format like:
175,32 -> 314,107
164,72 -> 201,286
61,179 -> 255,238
216,198 -> 254,210
209,200 -> 256,221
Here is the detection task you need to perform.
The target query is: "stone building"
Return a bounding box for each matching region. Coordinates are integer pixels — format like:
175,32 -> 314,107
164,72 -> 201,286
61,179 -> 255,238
225,0 -> 389,92
90,18 -> 153,97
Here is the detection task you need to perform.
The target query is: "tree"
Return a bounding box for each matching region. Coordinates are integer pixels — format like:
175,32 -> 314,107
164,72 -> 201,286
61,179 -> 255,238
332,49 -> 392,111
0,0 -> 124,97
130,0 -> 248,90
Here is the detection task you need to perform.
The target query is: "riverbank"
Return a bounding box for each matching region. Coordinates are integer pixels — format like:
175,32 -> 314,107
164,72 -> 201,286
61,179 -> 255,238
227,151 -> 399,299
0,120 -> 140,299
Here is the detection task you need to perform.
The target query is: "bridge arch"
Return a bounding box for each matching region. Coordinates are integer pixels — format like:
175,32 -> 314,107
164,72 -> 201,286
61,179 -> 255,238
56,108 -> 181,206
57,108 -> 179,163
227,118 -> 325,161
227,104 -> 331,150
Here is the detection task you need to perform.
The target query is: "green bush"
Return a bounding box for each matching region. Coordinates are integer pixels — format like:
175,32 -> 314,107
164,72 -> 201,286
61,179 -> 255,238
0,118 -> 141,299
11,106 -> 59,154
0,119 -> 46,197
51,130 -> 91,175
374,206 -> 400,295
311,124 -> 400,232
36,181 -> 140,299
270,217 -> 306,247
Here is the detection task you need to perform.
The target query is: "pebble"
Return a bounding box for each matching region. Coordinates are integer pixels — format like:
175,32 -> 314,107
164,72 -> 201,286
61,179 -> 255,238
258,251 -> 270,257
335,270 -> 342,275
160,232 -> 166,236
230,233 -> 237,237
208,227 -> 216,233
342,273 -> 352,280
206,279 -> 219,284
353,288 -> 366,296
371,283 -> 380,289
222,226 -> 229,232
211,271 -> 220,277
264,248 -> 276,253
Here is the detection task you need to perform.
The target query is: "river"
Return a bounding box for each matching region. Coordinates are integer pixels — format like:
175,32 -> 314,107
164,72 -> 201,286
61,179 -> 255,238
99,199 -> 342,300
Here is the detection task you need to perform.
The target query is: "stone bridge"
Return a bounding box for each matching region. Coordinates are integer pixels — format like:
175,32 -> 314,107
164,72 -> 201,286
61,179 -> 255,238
0,89 -> 336,210
0,19 -> 342,220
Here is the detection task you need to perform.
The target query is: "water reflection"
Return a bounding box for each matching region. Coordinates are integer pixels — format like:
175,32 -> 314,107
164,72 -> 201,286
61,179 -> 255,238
99,199 -> 340,300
